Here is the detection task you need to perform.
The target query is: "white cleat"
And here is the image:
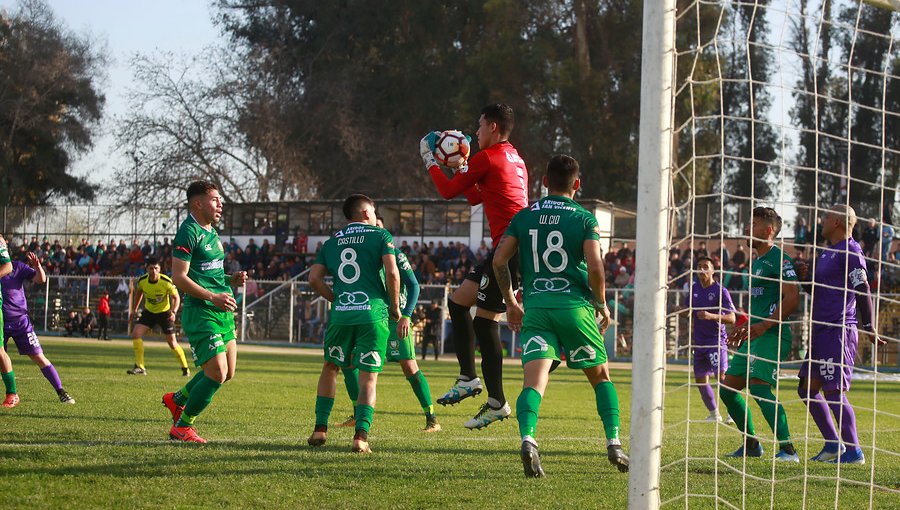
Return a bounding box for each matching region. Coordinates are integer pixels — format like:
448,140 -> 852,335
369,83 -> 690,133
704,411 -> 723,423
437,377 -> 483,406
464,402 -> 511,430
811,444 -> 845,462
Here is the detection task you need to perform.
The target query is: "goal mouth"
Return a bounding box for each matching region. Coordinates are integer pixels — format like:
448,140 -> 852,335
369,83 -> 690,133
635,0 -> 900,508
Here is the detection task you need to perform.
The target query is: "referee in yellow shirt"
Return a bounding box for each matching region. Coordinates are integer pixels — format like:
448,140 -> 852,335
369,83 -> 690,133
127,257 -> 190,376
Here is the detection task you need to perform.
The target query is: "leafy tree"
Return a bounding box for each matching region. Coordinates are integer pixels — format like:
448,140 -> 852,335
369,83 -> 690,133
0,0 -> 106,206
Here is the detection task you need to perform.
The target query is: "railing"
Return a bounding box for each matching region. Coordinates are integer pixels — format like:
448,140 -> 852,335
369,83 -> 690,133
17,275 -> 899,367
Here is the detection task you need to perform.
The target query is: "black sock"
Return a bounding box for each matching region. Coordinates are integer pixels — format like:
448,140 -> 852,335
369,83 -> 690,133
448,300 -> 477,379
473,317 -> 505,405
746,437 -> 760,451
781,443 -> 796,455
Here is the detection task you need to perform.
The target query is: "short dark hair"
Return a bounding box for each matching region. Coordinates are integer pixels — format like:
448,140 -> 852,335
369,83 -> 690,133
481,103 -> 515,137
752,207 -> 783,236
187,181 -> 217,201
695,256 -> 713,269
145,257 -> 159,267
343,194 -> 374,221
546,154 -> 579,192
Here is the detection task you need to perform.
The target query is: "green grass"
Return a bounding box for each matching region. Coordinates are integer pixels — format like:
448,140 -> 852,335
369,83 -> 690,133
0,339 -> 897,509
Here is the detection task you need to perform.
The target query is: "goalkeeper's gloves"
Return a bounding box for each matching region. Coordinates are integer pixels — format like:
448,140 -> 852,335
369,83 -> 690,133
419,131 -> 440,170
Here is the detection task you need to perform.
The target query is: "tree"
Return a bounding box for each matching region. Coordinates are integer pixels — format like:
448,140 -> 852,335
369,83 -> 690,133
0,0 -> 106,206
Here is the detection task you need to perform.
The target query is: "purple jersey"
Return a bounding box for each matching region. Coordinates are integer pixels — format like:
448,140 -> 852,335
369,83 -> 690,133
812,238 -> 866,326
688,280 -> 735,348
1,260 -> 37,322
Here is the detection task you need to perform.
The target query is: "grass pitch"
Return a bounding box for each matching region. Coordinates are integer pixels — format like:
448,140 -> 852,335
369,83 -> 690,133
0,339 -> 897,509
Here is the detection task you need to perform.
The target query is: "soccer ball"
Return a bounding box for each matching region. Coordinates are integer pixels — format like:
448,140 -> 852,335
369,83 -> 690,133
434,130 -> 471,168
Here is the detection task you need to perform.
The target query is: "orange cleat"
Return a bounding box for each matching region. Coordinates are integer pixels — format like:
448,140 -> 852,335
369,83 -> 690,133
169,425 -> 207,444
2,393 -> 20,408
162,392 -> 184,424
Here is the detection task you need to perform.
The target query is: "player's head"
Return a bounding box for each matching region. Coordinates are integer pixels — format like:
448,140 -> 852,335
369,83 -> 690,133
749,207 -> 782,246
543,154 -> 581,196
695,256 -> 714,284
186,181 -> 222,225
343,194 -> 376,225
822,204 -> 857,241
476,103 -> 514,149
145,256 -> 161,279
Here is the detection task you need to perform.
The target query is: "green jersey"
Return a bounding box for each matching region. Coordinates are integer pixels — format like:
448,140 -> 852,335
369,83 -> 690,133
172,214 -> 233,310
505,195 -> 600,309
0,242 -> 10,308
315,222 -> 395,325
748,245 -> 798,329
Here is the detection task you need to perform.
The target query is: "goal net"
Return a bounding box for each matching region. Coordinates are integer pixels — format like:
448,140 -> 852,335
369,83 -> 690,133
632,1 -> 899,508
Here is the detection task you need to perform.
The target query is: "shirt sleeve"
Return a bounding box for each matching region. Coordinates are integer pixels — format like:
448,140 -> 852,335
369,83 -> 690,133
20,263 -> 37,281
172,225 -> 196,262
397,252 -> 420,317
427,152 -> 489,200
504,211 -> 521,240
314,242 -> 327,266
585,214 -> 601,242
381,230 -> 396,256
721,287 -> 736,313
847,251 -> 868,288
781,256 -> 799,282
0,244 -> 10,264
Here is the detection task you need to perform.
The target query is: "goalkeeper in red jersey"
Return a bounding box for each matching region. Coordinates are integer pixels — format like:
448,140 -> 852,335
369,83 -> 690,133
419,103 -> 529,429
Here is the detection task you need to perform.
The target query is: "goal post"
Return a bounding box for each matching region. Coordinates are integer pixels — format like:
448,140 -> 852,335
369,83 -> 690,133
629,1 -> 676,508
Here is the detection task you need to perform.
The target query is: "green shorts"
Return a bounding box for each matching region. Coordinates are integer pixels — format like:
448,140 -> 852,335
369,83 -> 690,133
181,306 -> 236,367
520,306 -> 608,369
324,321 -> 390,373
387,320 -> 415,362
725,330 -> 791,386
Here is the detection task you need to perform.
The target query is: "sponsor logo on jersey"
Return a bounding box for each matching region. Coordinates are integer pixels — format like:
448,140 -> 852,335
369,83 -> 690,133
359,350 -> 382,367
530,202 -> 541,211
523,336 -> 549,356
335,292 -> 371,311
532,277 -> 570,293
329,346 -> 345,362
200,259 -> 225,271
569,345 -> 597,363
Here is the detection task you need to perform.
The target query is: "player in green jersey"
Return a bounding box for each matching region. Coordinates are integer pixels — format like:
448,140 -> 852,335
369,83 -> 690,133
336,216 -> 441,433
161,181 -> 248,443
493,155 -> 629,477
721,207 -> 800,462
307,194 -> 401,453
0,235 -> 14,407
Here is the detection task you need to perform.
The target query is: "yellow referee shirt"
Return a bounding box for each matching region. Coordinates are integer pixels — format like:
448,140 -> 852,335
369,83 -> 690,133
137,274 -> 177,314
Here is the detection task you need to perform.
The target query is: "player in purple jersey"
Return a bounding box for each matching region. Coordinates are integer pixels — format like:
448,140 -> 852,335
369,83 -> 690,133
688,256 -> 736,422
795,205 -> 883,464
1,251 -> 75,406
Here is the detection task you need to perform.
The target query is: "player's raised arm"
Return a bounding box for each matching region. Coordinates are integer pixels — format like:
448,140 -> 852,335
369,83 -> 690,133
308,263 -> 334,303
584,238 -> 611,333
25,252 -> 46,284
492,233 -> 522,331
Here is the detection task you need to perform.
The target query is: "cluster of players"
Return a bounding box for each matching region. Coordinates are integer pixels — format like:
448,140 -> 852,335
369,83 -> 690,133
0,102 -> 876,476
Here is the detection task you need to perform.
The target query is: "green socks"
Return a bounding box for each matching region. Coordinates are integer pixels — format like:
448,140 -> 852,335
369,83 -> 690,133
342,367 -> 360,407
407,371 -> 434,415
177,375 -> 222,427
516,387 -> 542,439
1,371 -> 16,394
355,404 -> 375,434
173,370 -> 206,406
720,385 -> 756,436
315,396 -> 335,427
594,381 -> 621,441
749,383 -> 792,444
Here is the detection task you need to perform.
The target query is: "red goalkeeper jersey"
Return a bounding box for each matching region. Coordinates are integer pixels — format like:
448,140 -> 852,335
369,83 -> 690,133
428,141 -> 528,247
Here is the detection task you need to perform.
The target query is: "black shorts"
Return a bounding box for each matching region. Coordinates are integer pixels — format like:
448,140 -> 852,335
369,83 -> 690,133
465,248 -> 519,313
136,310 -> 176,335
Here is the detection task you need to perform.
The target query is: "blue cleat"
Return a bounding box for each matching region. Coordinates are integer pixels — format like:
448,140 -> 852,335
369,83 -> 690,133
829,447 -> 865,465
726,442 -> 763,458
811,443 -> 845,462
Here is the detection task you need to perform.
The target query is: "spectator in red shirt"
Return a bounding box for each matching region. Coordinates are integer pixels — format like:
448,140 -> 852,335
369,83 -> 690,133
97,290 -> 111,340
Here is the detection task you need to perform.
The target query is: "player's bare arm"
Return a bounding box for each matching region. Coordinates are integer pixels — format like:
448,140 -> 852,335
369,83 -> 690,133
172,257 -> 236,312
584,239 -> 610,333
697,310 -> 736,324
382,253 -> 401,321
492,234 -> 523,331
169,286 -> 181,319
25,252 -> 46,284
308,263 -> 334,303
133,287 -> 144,315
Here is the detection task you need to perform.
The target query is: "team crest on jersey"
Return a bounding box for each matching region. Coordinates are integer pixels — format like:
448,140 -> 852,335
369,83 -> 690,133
390,339 -> 399,350
523,336 -> 549,356
204,243 -> 213,251
480,275 -> 489,289
569,346 -> 597,363
359,351 -> 382,367
329,346 -> 345,362
708,292 -> 715,300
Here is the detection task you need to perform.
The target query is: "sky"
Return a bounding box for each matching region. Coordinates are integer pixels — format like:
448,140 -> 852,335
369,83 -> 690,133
0,0 -> 223,189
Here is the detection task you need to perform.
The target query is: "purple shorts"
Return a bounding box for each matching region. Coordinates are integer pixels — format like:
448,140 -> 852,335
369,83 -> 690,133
799,323 -> 858,392
693,345 -> 728,378
3,315 -> 43,356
